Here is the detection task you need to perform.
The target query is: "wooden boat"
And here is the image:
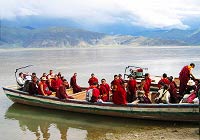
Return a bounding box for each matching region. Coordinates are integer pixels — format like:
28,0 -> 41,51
3,85 -> 199,122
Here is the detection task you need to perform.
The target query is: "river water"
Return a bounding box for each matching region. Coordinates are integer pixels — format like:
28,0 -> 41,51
0,46 -> 199,140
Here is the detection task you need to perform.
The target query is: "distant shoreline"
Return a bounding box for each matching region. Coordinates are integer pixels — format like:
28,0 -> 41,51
0,45 -> 199,52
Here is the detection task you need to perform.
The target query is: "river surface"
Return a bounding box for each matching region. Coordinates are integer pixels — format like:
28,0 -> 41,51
0,46 -> 199,140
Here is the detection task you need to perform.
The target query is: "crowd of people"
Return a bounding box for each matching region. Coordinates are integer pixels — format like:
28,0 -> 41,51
16,63 -> 200,105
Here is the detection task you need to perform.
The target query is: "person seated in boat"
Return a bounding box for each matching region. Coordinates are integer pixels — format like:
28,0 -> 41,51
88,73 -> 99,86
132,90 -> 151,104
112,81 -> 127,105
56,79 -> 74,100
86,82 -> 100,103
155,84 -> 170,104
111,75 -> 122,89
99,78 -> 110,102
51,74 -> 63,92
144,73 -> 152,98
158,73 -> 170,89
23,74 -> 32,92
47,70 -> 55,89
179,63 -> 196,97
16,72 -> 25,90
168,76 -> 179,103
28,76 -> 39,95
70,73 -> 82,93
38,77 -> 52,96
127,75 -> 137,103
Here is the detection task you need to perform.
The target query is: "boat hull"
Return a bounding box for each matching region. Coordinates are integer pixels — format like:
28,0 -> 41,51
3,87 -> 199,122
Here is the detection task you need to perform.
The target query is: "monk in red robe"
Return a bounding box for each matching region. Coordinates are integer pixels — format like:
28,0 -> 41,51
168,76 -> 179,103
56,79 -> 74,99
127,75 -> 137,103
51,74 -> 63,92
70,73 -> 82,93
158,73 -> 170,89
99,79 -> 110,102
112,82 -> 127,105
144,73 -> 151,97
38,77 -> 52,96
86,82 -> 100,102
179,63 -> 195,96
88,73 -> 98,86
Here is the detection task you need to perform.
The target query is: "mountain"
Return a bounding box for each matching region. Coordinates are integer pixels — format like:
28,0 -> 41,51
0,26 -> 187,48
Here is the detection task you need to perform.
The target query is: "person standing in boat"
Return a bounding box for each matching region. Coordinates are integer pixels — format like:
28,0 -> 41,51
56,79 -> 74,99
99,79 -> 110,102
112,81 -> 127,105
158,73 -> 170,89
70,73 -> 82,93
38,77 -> 52,96
179,63 -> 196,96
88,73 -> 99,86
144,73 -> 152,98
127,75 -> 137,103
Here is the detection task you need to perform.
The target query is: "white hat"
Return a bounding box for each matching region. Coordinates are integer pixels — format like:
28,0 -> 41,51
187,80 -> 195,86
41,77 -> 47,81
26,75 -> 32,81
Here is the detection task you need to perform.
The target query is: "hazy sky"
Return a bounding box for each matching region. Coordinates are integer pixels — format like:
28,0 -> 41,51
1,0 -> 200,29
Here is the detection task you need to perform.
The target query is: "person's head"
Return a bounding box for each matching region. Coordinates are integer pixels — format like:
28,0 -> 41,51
63,79 -> 69,86
101,78 -> 106,84
163,73 -> 167,78
194,79 -> 200,86
168,76 -> 173,82
49,70 -> 53,74
114,75 -> 119,80
128,75 -> 133,80
32,72 -> 36,77
118,74 -> 122,78
92,82 -> 98,87
145,73 -> 150,79
61,76 -> 65,81
54,74 -> 58,79
91,73 -> 95,77
42,73 -> 47,77
141,79 -> 146,85
190,63 -> 195,68
32,76 -> 38,82
74,73 -> 77,77
19,72 -> 23,77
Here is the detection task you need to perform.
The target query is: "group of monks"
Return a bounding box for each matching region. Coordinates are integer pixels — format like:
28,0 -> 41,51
18,63 -> 199,105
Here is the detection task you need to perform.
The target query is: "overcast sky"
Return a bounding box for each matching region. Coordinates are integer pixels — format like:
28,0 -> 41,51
1,0 -> 200,29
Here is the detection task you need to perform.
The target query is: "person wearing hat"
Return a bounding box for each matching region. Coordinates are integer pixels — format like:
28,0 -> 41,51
179,63 -> 196,96
38,77 -> 52,96
88,73 -> 98,86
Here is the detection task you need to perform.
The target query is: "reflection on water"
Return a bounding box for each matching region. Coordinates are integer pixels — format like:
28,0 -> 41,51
5,103 -> 198,140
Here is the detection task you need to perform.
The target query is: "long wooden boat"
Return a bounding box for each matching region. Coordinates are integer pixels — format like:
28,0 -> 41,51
2,85 -> 199,122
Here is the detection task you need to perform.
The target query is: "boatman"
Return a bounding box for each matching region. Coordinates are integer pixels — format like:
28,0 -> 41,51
179,63 -> 195,96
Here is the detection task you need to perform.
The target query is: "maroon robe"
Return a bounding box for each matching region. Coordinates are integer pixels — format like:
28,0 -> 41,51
112,86 -> 127,105
99,84 -> 109,102
88,77 -> 98,86
169,81 -> 179,103
179,65 -> 190,95
158,78 -> 170,89
127,79 -> 137,102
70,76 -> 82,93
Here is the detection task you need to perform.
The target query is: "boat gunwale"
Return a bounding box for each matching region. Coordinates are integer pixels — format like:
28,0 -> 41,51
3,87 -> 199,109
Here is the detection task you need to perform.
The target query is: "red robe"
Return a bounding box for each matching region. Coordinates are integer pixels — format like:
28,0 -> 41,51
158,78 -> 170,89
99,84 -> 109,101
87,86 -> 100,102
38,82 -> 52,95
70,76 -> 82,93
127,79 -> 137,102
112,86 -> 127,105
51,78 -> 63,92
88,77 -> 98,86
179,65 -> 191,95
169,81 -> 178,103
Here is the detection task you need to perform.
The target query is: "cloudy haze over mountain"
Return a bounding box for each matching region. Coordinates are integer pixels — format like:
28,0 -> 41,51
1,0 -> 200,30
